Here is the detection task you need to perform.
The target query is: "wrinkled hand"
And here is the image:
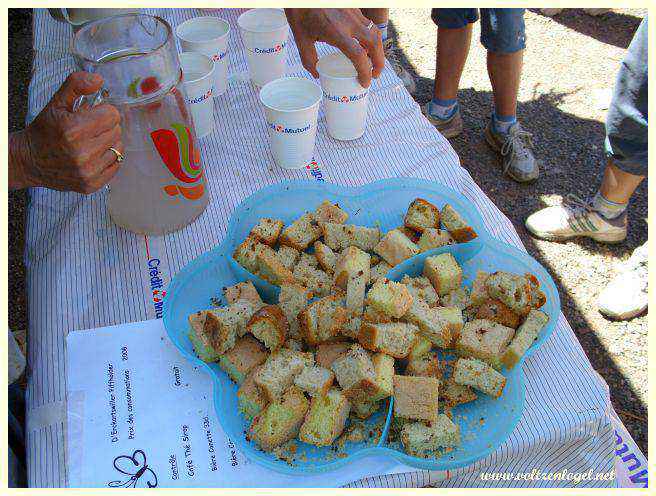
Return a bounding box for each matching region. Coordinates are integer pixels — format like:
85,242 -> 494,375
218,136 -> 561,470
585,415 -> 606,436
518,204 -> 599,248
14,72 -> 123,194
285,8 -> 384,88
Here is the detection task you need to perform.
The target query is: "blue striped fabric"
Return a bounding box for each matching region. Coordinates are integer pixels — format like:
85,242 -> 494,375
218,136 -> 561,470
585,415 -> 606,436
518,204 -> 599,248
25,8 -> 615,488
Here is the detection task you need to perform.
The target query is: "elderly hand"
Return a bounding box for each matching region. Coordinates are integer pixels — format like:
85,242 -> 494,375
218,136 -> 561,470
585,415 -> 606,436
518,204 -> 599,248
9,72 -> 123,194
285,8 -> 385,88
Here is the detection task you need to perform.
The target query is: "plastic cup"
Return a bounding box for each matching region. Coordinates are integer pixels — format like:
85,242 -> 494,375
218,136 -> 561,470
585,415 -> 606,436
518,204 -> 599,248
176,16 -> 230,96
259,77 -> 322,169
317,52 -> 370,141
180,52 -> 216,139
238,8 -> 289,87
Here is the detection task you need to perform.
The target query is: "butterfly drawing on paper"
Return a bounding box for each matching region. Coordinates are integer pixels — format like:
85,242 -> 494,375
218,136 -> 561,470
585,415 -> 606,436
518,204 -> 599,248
108,450 -> 158,488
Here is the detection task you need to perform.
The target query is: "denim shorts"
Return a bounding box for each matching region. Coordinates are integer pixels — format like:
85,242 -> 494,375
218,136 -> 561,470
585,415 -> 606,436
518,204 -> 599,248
431,8 -> 526,54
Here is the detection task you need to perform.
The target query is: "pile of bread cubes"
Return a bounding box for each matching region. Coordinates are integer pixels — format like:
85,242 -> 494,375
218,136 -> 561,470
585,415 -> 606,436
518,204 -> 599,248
188,198 -> 549,458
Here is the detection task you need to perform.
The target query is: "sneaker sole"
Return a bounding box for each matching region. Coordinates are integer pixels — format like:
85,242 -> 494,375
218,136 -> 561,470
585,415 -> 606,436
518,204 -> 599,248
484,127 -> 539,183
526,225 -> 627,244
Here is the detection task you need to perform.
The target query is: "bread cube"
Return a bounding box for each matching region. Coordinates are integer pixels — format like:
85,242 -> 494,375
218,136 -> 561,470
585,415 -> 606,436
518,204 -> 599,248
417,228 -> 453,252
339,317 -> 361,340
440,204 -> 477,242
299,292 -> 348,345
393,375 -> 440,423
237,367 -> 268,420
254,348 -> 314,402
401,275 -> 440,307
286,338 -> 304,352
188,311 -> 222,362
526,273 -> 547,309
314,200 -> 348,225
331,344 -> 380,402
374,229 -> 420,267
485,271 -> 533,316
475,298 -> 521,329
293,263 -> 332,297
276,245 -> 301,271
359,322 -> 418,358
256,246 -> 295,286
405,352 -> 440,378
434,306 -> 464,344
441,377 -> 477,407
190,309 -> 237,356
248,386 -> 309,451
333,246 -> 371,289
279,212 -> 322,251
351,398 -> 381,419
247,305 -> 288,351
346,275 -> 367,317
370,260 -> 393,284
469,270 -> 491,307
371,352 -> 395,401
232,235 -> 261,274
367,278 -> 413,318
398,226 -> 421,243
314,241 -> 338,274
401,415 -> 460,455
278,283 -> 312,340
407,334 -> 433,360
250,218 -> 284,246
322,222 -> 380,251
315,342 -> 351,369
441,287 -> 471,310
299,388 -> 350,446
404,198 -> 440,232
404,299 -> 451,348
294,365 -> 335,397
501,309 -> 549,368
455,319 -> 514,370
218,335 -> 268,384
223,281 -> 264,308
423,253 -> 462,296
362,304 -> 393,324
452,357 -> 505,398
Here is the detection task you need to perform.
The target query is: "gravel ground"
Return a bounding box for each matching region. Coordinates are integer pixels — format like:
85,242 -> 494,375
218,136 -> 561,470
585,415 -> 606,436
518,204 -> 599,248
8,7 -> 647,459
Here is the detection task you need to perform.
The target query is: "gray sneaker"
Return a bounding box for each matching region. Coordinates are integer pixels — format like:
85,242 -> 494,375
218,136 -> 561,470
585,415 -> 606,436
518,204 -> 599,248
383,38 -> 416,94
485,121 -> 539,182
423,104 -> 464,138
598,241 -> 648,320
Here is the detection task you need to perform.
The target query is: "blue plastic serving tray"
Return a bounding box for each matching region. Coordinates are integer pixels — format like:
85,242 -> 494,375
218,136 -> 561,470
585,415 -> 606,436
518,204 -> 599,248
162,178 -> 560,475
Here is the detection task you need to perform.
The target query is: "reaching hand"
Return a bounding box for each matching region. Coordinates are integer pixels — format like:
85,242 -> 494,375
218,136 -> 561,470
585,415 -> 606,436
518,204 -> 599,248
285,8 -> 385,88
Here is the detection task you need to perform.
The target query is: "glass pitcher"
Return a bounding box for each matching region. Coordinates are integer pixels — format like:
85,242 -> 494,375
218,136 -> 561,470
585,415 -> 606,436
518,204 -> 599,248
72,13 -> 209,235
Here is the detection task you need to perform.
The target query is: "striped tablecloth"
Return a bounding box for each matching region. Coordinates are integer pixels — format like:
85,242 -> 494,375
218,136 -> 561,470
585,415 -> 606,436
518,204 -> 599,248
25,8 -> 619,488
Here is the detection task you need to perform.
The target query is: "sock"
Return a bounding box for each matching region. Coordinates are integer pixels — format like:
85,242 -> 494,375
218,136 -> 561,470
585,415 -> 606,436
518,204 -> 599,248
428,98 -> 458,120
377,22 -> 389,42
592,191 -> 628,219
492,112 -> 517,134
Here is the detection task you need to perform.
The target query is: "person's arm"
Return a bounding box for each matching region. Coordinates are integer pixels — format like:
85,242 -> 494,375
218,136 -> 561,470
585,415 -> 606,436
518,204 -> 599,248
9,71 -> 123,194
285,8 -> 385,88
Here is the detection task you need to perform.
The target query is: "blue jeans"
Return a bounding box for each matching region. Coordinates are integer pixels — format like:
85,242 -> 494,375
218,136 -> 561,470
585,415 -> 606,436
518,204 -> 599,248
431,8 -> 526,54
605,17 -> 648,177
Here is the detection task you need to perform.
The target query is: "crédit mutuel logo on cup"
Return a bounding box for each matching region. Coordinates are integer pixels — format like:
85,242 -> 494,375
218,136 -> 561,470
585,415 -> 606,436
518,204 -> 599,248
250,41 -> 287,54
324,90 -> 368,103
268,122 -> 312,134
186,88 -> 213,105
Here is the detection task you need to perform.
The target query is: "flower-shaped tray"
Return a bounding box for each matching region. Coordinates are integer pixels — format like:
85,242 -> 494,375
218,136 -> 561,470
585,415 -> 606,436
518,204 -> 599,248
162,178 -> 560,475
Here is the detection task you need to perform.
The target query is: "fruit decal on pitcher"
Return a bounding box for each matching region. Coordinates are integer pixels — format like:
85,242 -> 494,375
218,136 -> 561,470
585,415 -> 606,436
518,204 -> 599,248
151,123 -> 205,201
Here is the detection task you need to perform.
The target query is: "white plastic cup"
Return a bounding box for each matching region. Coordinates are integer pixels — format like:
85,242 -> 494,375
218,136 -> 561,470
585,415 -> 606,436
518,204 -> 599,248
238,8 -> 289,87
317,52 -> 370,141
180,52 -> 216,139
259,77 -> 322,169
176,16 -> 230,96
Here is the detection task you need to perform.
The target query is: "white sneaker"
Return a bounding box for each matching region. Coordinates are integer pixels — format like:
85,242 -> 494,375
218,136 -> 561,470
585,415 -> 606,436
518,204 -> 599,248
525,194 -> 627,243
598,241 -> 648,320
383,38 -> 416,94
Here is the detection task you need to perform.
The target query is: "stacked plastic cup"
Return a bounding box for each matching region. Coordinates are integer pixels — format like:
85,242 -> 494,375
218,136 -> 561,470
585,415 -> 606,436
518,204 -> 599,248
176,16 -> 230,96
317,52 -> 370,141
238,8 -> 289,87
180,52 -> 215,138
259,77 -> 322,169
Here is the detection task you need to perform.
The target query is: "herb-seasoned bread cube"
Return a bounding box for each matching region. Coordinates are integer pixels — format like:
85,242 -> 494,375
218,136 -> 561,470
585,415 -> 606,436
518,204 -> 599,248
346,275 -> 367,317
434,306 -> 464,344
276,245 -> 301,271
218,335 -> 268,384
441,378 -> 477,407
247,304 -> 288,351
237,367 -> 268,420
248,386 -> 309,451
423,253 -> 462,296
501,309 -> 549,368
374,229 -> 420,266
404,299 -> 451,348
314,241 -> 338,274
485,271 -> 533,316
331,344 -> 379,402
322,223 -> 381,251
351,398 -> 381,419
367,278 -> 413,318
314,200 -> 349,225
393,375 -> 440,423
189,309 -> 238,356
334,246 -> 371,289
441,204 -> 477,243
359,322 -> 418,358
469,270 -> 491,307
404,198 -> 440,232
475,299 -> 521,329
339,317 -> 361,340
453,357 -> 505,398
417,228 -> 453,252
315,342 -> 351,369
408,334 -> 433,360
293,263 -> 332,297
401,275 -> 440,307
298,292 -> 349,345
188,311 -> 222,362
401,415 -> 460,455
299,388 -> 350,446
370,260 -> 393,284
278,283 -> 312,340
370,352 -> 395,401
256,246 -> 295,286
362,304 -> 393,324
232,235 -> 261,274
455,319 -> 514,370
254,348 -> 314,402
405,352 -> 440,378
294,365 -> 335,397
279,212 -> 322,251
441,287 -> 471,310
223,281 -> 264,308
250,218 -> 284,245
